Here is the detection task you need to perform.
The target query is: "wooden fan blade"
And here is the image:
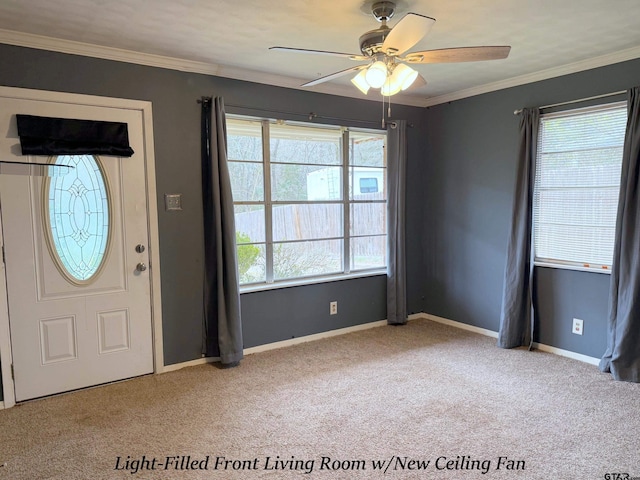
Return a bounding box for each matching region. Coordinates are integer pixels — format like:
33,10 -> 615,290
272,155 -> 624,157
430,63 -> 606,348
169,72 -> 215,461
381,13 -> 436,56
301,65 -> 367,87
404,46 -> 511,63
270,46 -> 368,61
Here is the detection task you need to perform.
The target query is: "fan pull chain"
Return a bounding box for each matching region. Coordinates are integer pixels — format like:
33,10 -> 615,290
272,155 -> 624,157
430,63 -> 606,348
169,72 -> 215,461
381,92 -> 392,128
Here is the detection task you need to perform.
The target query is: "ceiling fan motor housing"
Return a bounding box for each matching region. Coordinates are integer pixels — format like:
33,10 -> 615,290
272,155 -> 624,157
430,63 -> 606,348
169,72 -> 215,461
359,1 -> 396,56
359,26 -> 391,56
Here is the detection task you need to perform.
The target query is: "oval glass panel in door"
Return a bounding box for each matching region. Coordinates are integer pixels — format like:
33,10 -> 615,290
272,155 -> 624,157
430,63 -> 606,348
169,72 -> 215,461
44,154 -> 112,285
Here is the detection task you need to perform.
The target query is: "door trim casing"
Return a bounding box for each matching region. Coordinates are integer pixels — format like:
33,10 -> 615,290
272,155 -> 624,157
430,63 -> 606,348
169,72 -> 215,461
0,86 -> 165,409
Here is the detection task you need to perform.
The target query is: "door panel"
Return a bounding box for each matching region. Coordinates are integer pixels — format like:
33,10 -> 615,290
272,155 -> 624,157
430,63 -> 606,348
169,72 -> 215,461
0,97 -> 154,401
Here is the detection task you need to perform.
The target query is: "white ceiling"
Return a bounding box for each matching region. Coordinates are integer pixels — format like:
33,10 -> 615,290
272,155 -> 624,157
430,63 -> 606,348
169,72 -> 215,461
1,0 -> 640,107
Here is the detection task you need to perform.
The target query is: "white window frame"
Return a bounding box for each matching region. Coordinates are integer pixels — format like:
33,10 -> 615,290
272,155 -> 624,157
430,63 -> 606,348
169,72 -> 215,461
532,101 -> 627,274
227,115 -> 388,292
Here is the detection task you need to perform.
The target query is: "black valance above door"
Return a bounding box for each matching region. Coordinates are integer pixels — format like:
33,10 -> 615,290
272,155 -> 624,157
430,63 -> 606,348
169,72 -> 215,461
16,114 -> 134,157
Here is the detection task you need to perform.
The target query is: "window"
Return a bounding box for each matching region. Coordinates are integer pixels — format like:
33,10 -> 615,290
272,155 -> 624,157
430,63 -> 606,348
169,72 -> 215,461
533,102 -> 627,271
44,154 -> 111,284
227,117 -> 387,287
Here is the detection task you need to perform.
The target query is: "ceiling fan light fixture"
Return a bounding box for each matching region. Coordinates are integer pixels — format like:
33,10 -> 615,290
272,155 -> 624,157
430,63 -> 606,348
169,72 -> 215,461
379,63 -> 418,96
351,70 -> 370,94
365,61 -> 388,89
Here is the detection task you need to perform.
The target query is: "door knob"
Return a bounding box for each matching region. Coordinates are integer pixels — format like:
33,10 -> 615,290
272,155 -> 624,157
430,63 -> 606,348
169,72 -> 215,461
136,262 -> 147,272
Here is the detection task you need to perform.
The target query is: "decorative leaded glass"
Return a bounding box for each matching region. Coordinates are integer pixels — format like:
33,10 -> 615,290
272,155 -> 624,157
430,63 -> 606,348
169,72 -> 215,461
44,154 -> 110,283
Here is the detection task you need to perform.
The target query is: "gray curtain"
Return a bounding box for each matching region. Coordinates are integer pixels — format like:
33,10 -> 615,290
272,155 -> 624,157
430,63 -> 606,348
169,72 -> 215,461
498,108 -> 539,348
387,120 -> 407,325
201,96 -> 243,365
599,87 -> 640,382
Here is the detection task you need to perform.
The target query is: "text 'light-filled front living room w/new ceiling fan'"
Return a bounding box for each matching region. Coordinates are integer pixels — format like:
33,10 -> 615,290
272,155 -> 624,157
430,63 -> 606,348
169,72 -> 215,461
270,1 -> 511,100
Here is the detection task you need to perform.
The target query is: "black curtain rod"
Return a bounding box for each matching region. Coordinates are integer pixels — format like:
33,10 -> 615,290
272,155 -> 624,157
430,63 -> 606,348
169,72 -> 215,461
0,160 -> 74,168
514,90 -> 626,115
197,97 -> 413,128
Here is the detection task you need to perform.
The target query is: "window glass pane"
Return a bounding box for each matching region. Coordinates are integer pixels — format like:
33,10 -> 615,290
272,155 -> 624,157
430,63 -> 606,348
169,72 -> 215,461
237,243 -> 266,285
47,154 -> 110,283
533,103 -> 627,268
227,119 -> 263,162
228,161 -> 264,201
350,203 -> 386,236
350,236 -> 386,270
350,167 -> 386,200
235,205 -> 265,243
272,164 -> 342,201
350,131 -> 386,167
274,240 -> 342,280
272,204 -> 342,242
270,124 -> 342,165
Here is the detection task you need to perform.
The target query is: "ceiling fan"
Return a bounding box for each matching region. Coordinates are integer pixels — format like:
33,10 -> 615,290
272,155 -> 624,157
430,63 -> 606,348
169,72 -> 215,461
270,1 -> 511,98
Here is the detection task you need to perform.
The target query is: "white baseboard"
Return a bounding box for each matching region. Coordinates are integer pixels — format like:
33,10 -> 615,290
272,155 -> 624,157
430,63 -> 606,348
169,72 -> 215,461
160,313 -> 601,374
161,356 -> 220,373
415,313 -> 500,339
532,343 -> 600,366
161,320 -> 388,372
0,401 -> 4,409
411,312 -> 600,365
244,320 -> 388,355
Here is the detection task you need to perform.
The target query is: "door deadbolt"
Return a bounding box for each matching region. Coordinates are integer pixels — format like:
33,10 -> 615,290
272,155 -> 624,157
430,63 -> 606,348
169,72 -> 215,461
135,244 -> 146,253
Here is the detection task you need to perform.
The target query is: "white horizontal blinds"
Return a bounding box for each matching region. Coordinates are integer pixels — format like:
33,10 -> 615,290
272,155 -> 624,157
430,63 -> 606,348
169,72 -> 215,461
533,102 -> 627,270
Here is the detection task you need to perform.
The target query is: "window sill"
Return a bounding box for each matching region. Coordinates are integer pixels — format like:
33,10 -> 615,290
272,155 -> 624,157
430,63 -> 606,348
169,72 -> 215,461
534,261 -> 612,275
239,269 -> 387,294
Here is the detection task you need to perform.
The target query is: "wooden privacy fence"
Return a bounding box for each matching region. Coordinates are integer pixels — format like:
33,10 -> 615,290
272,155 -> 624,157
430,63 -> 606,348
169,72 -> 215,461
236,200 -> 385,257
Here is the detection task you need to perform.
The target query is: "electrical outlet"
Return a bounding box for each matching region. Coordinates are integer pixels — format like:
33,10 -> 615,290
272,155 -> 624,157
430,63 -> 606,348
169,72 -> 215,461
572,318 -> 584,335
330,301 -> 338,315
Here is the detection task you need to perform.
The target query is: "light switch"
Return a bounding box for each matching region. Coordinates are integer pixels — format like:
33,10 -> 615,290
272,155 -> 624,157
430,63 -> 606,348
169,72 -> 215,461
164,193 -> 182,211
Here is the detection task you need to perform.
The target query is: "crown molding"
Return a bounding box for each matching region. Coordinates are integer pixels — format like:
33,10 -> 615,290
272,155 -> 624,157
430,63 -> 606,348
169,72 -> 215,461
419,45 -> 640,107
0,28 -> 427,107
1,28 -> 640,109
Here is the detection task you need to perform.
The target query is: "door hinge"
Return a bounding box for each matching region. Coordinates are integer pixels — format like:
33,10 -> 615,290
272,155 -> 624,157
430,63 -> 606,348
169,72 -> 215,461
10,363 -> 14,380
1,245 -> 4,264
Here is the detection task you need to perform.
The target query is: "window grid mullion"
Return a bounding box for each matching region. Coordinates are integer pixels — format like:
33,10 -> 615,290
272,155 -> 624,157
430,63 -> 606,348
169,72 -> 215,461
342,129 -> 351,275
262,120 -> 274,284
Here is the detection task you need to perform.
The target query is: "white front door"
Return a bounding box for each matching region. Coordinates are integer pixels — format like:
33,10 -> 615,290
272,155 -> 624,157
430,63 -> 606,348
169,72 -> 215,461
0,94 -> 156,401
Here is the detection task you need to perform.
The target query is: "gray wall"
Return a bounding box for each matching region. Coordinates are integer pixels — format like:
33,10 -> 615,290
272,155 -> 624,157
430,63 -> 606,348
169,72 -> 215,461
421,58 -> 640,357
1,40 -> 638,403
0,43 -> 425,404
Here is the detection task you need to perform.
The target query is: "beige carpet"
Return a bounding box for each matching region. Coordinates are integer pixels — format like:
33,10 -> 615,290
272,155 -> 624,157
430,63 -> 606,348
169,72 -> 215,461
1,319 -> 639,479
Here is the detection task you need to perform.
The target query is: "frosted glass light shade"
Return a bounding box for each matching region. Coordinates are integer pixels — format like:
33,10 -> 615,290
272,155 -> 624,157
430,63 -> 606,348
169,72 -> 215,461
381,77 -> 402,96
351,70 -> 370,94
393,63 -> 419,90
365,61 -> 388,88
